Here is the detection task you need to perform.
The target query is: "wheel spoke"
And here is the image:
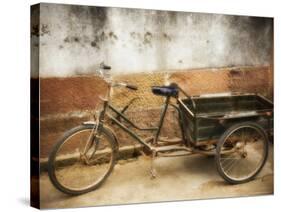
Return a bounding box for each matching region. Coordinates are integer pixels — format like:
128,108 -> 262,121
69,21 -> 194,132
221,157 -> 239,170
89,152 -> 112,164
224,158 -> 241,174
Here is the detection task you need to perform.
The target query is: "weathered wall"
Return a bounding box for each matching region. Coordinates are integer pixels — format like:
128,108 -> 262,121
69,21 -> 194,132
32,3 -> 273,77
31,3 -> 274,159
39,66 -> 273,158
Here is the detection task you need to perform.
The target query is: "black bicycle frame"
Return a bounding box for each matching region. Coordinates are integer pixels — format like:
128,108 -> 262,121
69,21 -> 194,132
101,96 -> 184,150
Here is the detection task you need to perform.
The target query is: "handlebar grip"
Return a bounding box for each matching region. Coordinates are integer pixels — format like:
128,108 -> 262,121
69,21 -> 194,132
126,84 -> 138,90
102,64 -> 111,70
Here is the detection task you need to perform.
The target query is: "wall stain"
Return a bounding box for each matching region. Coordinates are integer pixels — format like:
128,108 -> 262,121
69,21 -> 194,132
68,5 -> 108,39
88,7 -> 107,31
31,24 -> 39,37
64,36 -> 72,43
130,31 -> 136,39
89,31 -> 106,50
100,31 -> 107,41
74,36 -> 80,42
143,31 -> 153,46
130,32 -> 142,40
109,31 -> 118,40
155,11 -> 167,25
167,11 -> 178,24
90,41 -> 100,49
63,36 -> 83,44
163,33 -> 171,41
227,16 -> 273,65
41,24 -> 51,36
31,24 -> 50,37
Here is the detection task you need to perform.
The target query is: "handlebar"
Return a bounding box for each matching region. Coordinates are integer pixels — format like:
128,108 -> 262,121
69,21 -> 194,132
100,63 -> 111,70
98,63 -> 137,90
126,84 -> 138,90
113,82 -> 138,91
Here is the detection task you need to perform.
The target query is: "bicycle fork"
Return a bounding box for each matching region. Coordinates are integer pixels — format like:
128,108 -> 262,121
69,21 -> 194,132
81,90 -> 110,165
80,120 -> 101,165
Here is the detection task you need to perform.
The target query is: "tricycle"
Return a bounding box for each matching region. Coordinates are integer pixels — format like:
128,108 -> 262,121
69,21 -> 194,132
48,63 -> 273,195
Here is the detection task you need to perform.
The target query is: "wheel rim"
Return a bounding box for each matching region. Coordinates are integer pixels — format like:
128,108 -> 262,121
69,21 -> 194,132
52,129 -> 114,191
218,125 -> 267,182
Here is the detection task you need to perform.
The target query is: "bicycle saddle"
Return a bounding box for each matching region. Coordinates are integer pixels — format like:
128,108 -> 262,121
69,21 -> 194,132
151,84 -> 178,97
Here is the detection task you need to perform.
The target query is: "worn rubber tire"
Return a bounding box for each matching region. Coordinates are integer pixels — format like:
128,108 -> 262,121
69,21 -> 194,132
48,125 -> 117,195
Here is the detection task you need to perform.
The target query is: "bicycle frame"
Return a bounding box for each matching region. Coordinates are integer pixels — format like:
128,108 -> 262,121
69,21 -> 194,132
95,91 -> 186,151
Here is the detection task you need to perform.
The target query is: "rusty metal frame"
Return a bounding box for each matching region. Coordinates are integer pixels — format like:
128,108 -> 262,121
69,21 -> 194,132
105,95 -> 179,150
177,90 -> 273,146
93,84 -> 273,158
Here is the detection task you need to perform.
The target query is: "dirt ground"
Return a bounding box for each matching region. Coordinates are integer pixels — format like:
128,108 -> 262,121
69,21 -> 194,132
39,143 -> 273,209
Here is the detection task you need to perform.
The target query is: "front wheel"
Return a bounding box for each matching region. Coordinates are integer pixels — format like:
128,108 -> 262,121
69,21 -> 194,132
48,124 -> 117,195
215,122 -> 269,184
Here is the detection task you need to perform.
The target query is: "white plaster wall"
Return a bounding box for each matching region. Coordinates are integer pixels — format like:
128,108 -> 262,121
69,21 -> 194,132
32,3 -> 273,77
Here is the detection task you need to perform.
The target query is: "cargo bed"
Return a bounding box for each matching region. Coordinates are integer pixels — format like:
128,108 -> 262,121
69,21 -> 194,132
178,93 -> 273,144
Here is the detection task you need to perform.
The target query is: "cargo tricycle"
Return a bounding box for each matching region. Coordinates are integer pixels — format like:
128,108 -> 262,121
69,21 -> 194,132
48,63 -> 273,195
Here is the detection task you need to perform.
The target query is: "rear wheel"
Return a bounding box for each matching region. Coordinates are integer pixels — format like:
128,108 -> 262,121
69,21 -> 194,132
48,125 -> 117,195
215,122 -> 268,184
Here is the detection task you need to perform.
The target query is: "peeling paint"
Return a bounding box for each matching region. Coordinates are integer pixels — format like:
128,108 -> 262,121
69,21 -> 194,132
35,3 -> 273,77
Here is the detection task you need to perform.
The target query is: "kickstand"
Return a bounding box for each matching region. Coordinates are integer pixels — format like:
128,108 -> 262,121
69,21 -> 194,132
150,150 -> 157,179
